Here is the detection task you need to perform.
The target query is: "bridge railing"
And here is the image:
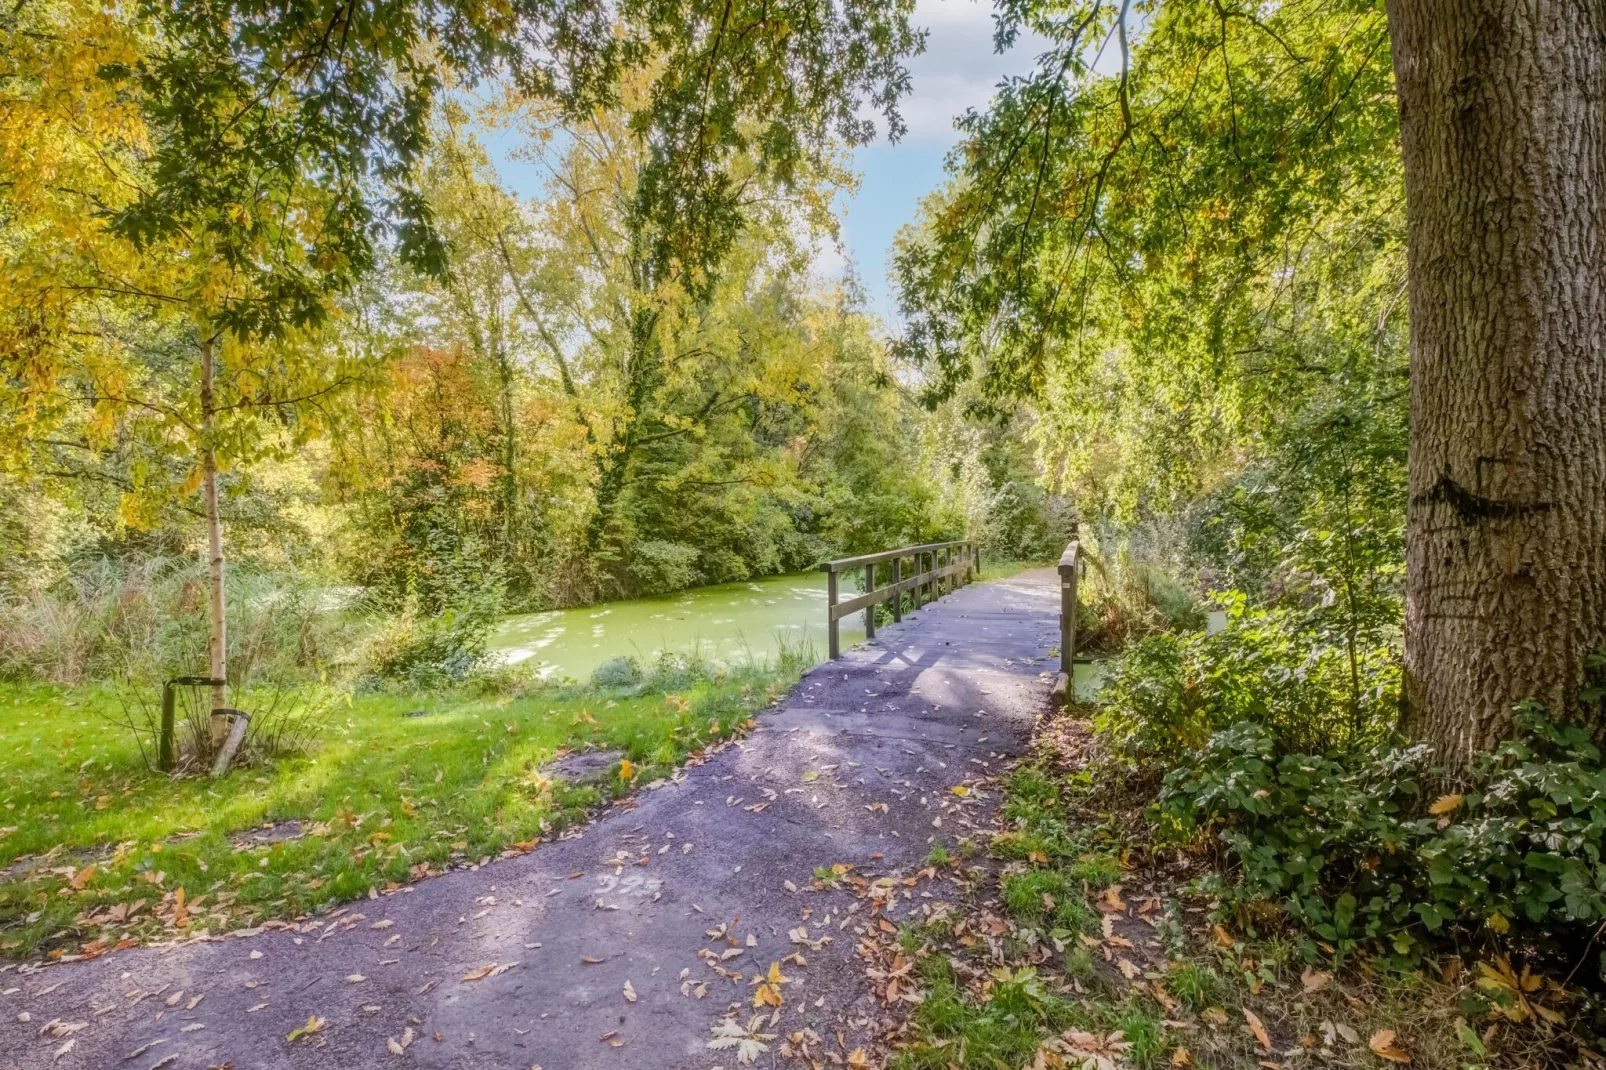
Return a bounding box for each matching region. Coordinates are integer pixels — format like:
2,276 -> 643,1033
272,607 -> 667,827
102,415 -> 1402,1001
1052,539 -> 1084,706
820,540 -> 980,659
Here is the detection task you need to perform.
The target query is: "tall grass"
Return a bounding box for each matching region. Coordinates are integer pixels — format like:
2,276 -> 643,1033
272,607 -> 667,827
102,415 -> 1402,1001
0,555 -> 367,686
1074,530 -> 1206,654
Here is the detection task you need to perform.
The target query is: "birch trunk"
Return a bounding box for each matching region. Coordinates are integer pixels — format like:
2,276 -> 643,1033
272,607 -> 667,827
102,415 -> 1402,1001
1386,0 -> 1606,765
200,334 -> 229,743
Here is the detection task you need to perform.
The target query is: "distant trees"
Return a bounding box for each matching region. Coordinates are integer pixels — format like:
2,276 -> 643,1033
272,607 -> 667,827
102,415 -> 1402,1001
2,0 -> 923,694
347,104 -> 949,608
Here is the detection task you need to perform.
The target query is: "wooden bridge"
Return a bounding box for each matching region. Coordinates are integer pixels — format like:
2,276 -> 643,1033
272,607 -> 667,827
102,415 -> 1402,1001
819,540 -> 980,659
822,536 -> 1086,698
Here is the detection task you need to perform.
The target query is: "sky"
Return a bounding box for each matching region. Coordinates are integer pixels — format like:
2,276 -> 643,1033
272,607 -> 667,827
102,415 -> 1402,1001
486,1 -> 1056,325
835,0 -> 1052,322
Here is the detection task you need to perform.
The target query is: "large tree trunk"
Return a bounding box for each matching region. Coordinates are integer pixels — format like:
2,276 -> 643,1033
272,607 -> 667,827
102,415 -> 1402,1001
1387,0 -> 1606,766
200,334 -> 229,743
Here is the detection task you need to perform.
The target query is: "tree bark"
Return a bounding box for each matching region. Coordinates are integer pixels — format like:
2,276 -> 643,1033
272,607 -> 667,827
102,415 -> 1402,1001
1387,0 -> 1606,765
200,334 -> 229,742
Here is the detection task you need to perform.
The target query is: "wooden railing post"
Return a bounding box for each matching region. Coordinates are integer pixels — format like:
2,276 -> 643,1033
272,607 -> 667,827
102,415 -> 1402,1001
827,567 -> 840,659
1053,541 -> 1080,705
159,680 -> 176,773
891,556 -> 902,622
864,562 -> 877,639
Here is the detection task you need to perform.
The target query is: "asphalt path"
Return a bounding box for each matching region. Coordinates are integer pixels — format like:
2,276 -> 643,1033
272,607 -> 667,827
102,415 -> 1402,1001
1,567 -> 1060,1070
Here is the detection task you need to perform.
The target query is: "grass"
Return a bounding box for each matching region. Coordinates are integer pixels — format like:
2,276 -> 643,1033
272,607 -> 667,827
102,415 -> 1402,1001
887,749 -> 1528,1070
0,656 -> 800,959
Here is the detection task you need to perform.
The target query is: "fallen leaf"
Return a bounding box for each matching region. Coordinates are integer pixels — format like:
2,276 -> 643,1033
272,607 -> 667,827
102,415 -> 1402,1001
346,974 -> 366,983
1428,794 -> 1462,816
623,980 -> 637,1003
386,1026 -> 415,1055
1172,1047 -> 1193,1067
1301,968 -> 1332,993
1369,1029 -> 1411,1064
1245,1009 -> 1271,1052
287,1015 -> 325,1042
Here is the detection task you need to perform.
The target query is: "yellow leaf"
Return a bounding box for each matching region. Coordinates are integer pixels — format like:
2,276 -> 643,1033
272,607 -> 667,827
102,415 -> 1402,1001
1244,1009 -> 1270,1052
287,1015 -> 325,1042
622,980 -> 636,1003
1368,1029 -> 1411,1063
618,759 -> 635,781
1429,794 -> 1463,816
1487,913 -> 1509,934
950,785 -> 969,796
1171,1047 -> 1193,1067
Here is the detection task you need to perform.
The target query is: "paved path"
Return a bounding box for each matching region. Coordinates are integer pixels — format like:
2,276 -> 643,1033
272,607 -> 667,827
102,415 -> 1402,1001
2,569 -> 1060,1070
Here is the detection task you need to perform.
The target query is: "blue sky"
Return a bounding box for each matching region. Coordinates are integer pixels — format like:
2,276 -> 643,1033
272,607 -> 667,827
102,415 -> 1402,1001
833,1 -> 1052,322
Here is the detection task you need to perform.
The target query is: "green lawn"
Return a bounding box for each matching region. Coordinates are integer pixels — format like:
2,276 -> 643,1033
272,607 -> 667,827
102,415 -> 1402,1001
0,663 -> 795,959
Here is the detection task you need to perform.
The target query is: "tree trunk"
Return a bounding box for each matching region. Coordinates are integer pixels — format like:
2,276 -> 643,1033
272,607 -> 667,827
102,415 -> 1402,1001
586,305 -> 659,554
200,334 -> 229,743
1386,0 -> 1606,766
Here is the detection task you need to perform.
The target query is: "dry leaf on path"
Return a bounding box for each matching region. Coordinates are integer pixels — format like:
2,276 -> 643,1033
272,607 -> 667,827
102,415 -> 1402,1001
623,980 -> 637,1003
1301,968 -> 1331,993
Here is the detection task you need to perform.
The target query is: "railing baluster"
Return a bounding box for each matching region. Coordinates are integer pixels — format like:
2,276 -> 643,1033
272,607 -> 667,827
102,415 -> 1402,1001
864,562 -> 876,639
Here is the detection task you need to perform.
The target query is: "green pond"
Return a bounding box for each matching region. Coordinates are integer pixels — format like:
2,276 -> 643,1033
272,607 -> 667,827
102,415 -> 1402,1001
488,571 -> 864,681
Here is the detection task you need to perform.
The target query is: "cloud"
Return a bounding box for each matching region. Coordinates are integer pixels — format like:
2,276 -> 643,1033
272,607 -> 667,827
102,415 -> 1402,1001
890,0 -> 1056,146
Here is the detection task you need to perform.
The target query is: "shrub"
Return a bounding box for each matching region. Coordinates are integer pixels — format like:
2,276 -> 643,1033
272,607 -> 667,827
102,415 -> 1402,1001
984,480 -> 1071,561
590,656 -> 644,690
365,583 -> 503,688
0,555 -> 364,686
627,540 -> 701,595
1095,606 -> 1400,766
1158,707 -> 1606,962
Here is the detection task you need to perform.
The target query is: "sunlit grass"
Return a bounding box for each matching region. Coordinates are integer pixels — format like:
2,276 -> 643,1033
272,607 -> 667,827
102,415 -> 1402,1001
0,661 -> 796,958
